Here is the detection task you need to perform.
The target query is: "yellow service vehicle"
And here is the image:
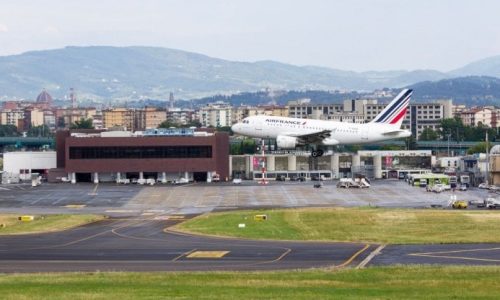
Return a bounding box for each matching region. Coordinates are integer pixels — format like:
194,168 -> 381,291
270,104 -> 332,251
452,200 -> 468,209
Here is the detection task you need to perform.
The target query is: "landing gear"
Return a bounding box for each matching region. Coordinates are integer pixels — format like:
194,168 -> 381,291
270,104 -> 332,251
311,149 -> 324,157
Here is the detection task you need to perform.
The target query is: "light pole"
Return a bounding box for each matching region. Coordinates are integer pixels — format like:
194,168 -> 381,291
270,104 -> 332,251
447,134 -> 451,157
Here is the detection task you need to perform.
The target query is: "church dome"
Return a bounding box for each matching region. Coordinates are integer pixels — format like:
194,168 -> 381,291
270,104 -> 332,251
36,89 -> 53,104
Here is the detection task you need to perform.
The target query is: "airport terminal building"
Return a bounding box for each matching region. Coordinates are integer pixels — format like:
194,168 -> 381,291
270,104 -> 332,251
50,128 -> 229,183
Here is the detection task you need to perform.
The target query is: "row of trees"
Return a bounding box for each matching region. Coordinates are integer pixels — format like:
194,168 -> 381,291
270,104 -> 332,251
419,117 -> 499,142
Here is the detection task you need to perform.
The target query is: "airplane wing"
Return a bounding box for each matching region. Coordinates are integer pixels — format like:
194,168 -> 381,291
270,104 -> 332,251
285,130 -> 333,144
382,130 -> 408,136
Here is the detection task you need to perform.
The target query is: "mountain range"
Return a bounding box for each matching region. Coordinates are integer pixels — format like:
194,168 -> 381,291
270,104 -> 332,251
0,46 -> 500,103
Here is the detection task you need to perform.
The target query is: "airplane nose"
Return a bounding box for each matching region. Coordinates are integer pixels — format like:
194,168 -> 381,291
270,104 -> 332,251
231,123 -> 240,133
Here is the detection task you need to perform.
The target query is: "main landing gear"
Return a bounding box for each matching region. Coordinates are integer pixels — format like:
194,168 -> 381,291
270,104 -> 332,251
311,149 -> 324,157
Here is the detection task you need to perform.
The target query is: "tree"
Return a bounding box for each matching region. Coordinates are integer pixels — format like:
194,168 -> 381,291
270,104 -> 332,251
405,136 -> 417,150
0,125 -> 19,137
439,117 -> 464,141
419,128 -> 439,141
26,124 -> 53,137
379,144 -> 404,150
186,120 -> 202,128
467,142 -> 493,154
158,120 -> 178,128
216,126 -> 232,133
70,118 -> 94,129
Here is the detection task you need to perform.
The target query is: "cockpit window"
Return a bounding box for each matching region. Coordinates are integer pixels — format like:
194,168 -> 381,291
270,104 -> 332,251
242,119 -> 249,124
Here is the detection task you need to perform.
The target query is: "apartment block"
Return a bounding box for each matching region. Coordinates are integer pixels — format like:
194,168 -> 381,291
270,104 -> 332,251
198,103 -> 232,127
460,107 -> 496,127
102,108 -> 134,130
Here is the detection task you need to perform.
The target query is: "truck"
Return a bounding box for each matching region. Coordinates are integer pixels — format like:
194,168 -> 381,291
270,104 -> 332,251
419,178 -> 427,188
449,176 -> 458,188
460,175 -> 470,187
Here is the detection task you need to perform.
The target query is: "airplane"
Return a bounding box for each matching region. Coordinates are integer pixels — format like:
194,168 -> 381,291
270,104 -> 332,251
231,89 -> 413,157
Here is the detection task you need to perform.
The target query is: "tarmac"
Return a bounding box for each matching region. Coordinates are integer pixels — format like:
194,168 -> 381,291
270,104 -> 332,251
0,180 -> 499,272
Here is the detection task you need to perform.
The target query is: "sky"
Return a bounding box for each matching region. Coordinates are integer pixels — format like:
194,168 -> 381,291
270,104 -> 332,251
1,0 -> 500,72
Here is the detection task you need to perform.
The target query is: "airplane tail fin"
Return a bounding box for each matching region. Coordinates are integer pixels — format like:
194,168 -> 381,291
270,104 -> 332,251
371,89 -> 412,128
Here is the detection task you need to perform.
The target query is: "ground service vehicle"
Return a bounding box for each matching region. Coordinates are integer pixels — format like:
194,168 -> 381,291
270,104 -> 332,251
486,197 -> 500,209
452,200 -> 468,209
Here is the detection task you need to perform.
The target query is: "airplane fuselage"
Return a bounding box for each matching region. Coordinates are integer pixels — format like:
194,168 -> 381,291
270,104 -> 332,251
232,115 -> 411,145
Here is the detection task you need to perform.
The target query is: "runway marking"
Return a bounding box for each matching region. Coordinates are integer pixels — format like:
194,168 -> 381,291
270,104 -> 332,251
186,251 -> 230,258
409,247 -> 500,263
63,204 -> 86,209
270,248 -> 292,263
88,184 -> 98,196
172,249 -> 197,261
335,244 -> 371,268
164,215 -> 185,220
357,244 -> 386,269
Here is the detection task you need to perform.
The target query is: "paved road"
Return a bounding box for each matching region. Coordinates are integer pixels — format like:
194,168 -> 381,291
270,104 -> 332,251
0,216 -> 374,272
1,216 -> 500,273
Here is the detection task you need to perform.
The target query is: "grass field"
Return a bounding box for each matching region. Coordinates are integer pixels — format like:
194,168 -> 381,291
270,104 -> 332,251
0,266 -> 499,299
178,207 -> 500,244
0,214 -> 105,235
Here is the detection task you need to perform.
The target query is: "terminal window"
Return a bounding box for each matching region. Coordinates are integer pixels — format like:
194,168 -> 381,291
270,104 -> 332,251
69,146 -> 212,159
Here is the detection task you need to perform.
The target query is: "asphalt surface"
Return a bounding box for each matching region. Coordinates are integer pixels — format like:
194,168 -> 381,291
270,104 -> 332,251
1,215 -> 500,273
0,180 -> 494,217
0,216 -> 375,272
0,181 -> 499,272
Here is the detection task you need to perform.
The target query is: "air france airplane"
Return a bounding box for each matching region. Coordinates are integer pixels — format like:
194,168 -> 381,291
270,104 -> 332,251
231,89 -> 413,157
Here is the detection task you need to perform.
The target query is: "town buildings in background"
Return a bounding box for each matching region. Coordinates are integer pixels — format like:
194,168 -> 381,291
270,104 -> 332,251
0,89 -> 499,139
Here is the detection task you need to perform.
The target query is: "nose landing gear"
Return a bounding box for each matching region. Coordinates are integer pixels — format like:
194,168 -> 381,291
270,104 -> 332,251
311,149 -> 324,157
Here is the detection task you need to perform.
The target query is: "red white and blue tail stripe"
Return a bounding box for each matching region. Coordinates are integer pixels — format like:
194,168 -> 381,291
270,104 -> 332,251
371,89 -> 412,127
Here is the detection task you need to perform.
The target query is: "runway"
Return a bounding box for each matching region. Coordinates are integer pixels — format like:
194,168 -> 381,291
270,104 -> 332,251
0,216 -> 374,272
1,216 -> 500,273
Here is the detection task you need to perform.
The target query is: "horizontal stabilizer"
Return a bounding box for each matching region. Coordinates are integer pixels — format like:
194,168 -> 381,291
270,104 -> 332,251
383,130 -> 411,137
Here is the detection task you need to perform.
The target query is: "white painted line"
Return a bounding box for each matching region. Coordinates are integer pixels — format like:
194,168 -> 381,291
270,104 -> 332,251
105,210 -> 140,213
356,244 -> 386,269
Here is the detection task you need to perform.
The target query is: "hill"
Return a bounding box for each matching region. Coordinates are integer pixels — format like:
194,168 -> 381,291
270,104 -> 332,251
0,46 -> 499,105
0,46 -> 449,100
407,76 -> 500,105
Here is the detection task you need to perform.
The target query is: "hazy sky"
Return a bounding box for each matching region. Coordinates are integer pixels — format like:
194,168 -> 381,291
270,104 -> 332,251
1,0 -> 499,72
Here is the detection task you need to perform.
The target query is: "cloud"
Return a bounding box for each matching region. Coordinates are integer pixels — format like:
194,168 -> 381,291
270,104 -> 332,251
0,24 -> 8,32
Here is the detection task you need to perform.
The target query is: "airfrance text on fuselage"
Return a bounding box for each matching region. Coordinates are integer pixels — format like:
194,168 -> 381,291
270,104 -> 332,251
265,119 -> 306,125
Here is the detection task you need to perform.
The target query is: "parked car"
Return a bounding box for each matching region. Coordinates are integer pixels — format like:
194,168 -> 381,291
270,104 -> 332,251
276,175 -> 286,181
489,185 -> 499,191
478,182 -> 489,189
232,178 -> 242,184
458,184 -> 468,191
173,178 -> 189,184
468,199 -> 485,207
290,176 -> 305,182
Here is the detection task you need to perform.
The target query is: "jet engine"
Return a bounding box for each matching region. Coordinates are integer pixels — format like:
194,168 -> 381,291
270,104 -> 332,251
276,135 -> 301,149
321,137 -> 339,146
